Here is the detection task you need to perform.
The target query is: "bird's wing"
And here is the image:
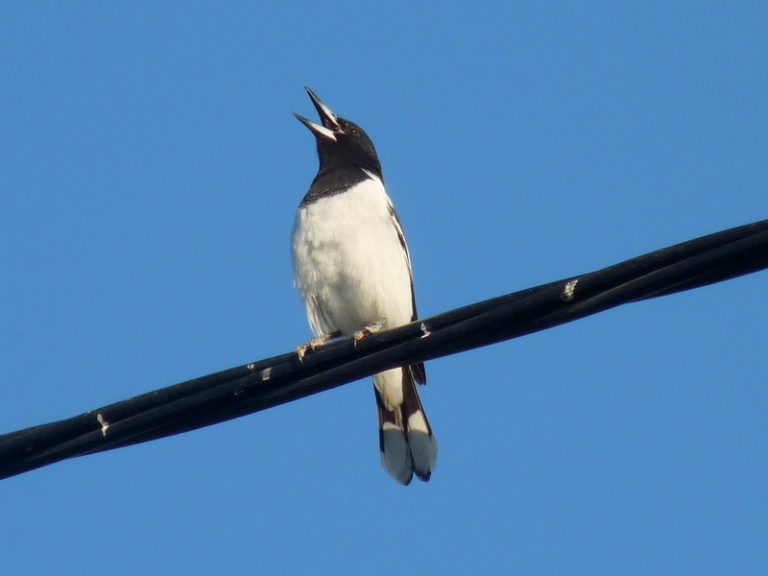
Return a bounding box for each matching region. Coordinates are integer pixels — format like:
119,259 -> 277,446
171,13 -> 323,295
386,200 -> 417,322
385,196 -> 427,385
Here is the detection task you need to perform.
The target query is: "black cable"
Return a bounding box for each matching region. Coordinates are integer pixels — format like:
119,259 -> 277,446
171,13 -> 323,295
1,219 -> 766,480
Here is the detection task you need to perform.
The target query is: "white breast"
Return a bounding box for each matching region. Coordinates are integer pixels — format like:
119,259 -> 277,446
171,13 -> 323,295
291,176 -> 415,337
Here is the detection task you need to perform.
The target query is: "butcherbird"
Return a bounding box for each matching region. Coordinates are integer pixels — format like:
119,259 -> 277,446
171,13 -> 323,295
291,88 -> 437,484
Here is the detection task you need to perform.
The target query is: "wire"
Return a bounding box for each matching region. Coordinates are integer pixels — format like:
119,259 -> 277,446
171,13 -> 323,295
1,219 -> 766,480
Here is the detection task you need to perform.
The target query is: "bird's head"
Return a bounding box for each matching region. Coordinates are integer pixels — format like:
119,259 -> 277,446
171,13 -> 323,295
294,87 -> 381,176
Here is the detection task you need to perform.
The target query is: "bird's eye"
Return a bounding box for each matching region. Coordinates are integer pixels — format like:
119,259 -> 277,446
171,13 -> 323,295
350,127 -> 359,135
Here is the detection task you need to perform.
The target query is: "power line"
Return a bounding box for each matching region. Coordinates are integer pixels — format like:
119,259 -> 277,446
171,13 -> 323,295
1,219 -> 766,480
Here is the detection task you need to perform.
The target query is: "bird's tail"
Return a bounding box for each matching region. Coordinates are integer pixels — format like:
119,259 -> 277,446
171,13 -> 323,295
374,365 -> 437,484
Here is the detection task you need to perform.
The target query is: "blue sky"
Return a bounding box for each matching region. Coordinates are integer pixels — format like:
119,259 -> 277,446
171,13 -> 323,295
2,2 -> 767,574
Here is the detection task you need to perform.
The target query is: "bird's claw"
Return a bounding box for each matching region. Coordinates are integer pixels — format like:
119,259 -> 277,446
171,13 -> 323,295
296,331 -> 344,362
296,334 -> 335,362
353,321 -> 384,346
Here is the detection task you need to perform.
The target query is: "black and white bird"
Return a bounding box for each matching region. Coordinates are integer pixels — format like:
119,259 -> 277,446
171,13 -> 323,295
291,88 -> 437,484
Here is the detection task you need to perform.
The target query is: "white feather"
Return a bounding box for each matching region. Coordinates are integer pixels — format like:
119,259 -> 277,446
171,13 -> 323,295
407,410 -> 438,477
380,421 -> 413,484
292,174 -> 413,342
373,369 -> 403,412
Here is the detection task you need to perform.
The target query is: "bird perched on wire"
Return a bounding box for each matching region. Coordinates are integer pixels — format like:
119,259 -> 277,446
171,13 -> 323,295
291,88 -> 437,484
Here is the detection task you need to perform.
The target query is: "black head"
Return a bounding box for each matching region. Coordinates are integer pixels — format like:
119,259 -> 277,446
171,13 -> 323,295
294,88 -> 382,178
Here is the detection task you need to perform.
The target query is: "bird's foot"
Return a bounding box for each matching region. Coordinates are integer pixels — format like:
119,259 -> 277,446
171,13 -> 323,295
353,321 -> 384,346
296,331 -> 341,362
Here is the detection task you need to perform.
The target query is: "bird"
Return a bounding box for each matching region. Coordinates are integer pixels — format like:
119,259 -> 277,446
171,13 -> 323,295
291,87 -> 437,484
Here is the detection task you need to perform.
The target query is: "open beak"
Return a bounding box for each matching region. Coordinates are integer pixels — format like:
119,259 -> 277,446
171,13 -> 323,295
294,87 -> 341,142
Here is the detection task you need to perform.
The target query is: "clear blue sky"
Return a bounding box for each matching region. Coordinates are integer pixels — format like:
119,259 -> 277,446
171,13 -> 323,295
2,2 -> 767,574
